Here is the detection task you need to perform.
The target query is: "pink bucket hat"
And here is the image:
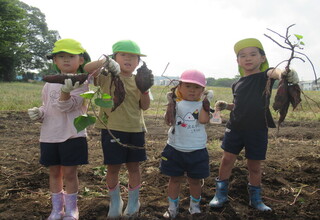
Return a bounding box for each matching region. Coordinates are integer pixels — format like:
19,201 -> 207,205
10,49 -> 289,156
179,69 -> 206,87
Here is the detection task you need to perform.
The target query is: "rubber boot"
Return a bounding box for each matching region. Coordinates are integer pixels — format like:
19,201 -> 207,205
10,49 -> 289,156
48,190 -> 64,220
209,177 -> 229,208
188,195 -> 201,214
63,192 -> 79,220
123,184 -> 140,218
107,183 -> 124,219
163,197 -> 179,219
248,184 -> 272,211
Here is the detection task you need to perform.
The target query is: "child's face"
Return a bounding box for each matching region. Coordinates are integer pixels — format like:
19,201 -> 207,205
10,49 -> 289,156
237,47 -> 266,75
114,52 -> 139,75
178,82 -> 204,101
53,52 -> 84,74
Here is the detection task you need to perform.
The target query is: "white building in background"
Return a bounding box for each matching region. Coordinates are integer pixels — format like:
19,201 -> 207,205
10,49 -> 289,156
299,78 -> 320,91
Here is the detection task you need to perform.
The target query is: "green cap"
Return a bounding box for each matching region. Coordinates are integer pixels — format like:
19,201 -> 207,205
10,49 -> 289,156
234,38 -> 269,76
112,40 -> 146,57
52,38 -> 86,55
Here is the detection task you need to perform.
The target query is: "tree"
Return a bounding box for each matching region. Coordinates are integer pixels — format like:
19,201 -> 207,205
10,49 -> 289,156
0,0 -> 60,81
0,0 -> 27,81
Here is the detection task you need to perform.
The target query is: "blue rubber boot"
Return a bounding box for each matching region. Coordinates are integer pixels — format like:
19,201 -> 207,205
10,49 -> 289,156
123,185 -> 140,218
48,190 -> 64,220
248,184 -> 272,211
163,197 -> 179,219
209,177 -> 229,208
107,184 -> 124,218
63,192 -> 79,220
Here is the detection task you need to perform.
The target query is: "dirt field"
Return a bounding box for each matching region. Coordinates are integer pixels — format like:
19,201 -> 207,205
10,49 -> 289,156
0,111 -> 319,220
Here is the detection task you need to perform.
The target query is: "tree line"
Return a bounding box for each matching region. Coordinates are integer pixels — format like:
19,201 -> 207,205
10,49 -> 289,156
0,0 -> 59,81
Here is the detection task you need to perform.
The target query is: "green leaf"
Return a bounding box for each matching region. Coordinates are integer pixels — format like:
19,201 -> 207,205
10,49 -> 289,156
94,98 -> 113,108
74,114 -> 96,132
294,34 -> 303,40
300,41 -> 305,46
101,93 -> 112,99
80,90 -> 95,99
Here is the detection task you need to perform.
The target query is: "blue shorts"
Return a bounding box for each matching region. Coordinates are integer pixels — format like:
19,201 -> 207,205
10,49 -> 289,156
221,128 -> 268,160
40,137 -> 88,166
101,129 -> 147,165
160,144 -> 209,179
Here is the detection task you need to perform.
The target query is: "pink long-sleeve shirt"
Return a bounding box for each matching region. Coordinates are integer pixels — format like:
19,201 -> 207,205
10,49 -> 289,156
38,82 -> 88,143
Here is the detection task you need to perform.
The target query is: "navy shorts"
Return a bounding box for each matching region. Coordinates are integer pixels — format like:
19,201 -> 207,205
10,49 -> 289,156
40,137 -> 88,166
160,144 -> 209,179
221,128 -> 268,160
101,129 -> 147,165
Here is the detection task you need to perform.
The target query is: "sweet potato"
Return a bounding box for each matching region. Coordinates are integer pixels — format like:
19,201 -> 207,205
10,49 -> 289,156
111,75 -> 125,112
43,74 -> 88,85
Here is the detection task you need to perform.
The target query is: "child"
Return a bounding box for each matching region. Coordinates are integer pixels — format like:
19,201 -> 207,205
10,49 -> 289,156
84,40 -> 153,219
209,38 -> 299,211
160,70 -> 211,218
27,38 -> 91,220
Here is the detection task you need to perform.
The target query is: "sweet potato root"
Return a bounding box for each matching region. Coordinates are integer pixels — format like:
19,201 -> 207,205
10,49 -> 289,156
43,74 -> 88,85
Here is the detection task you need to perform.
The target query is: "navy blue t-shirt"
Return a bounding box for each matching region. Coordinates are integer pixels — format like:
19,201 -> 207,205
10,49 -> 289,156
226,71 -> 276,131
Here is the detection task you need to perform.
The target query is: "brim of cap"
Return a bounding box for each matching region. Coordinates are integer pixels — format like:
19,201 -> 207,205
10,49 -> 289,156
180,79 -> 205,87
113,51 -> 146,57
52,49 -> 85,55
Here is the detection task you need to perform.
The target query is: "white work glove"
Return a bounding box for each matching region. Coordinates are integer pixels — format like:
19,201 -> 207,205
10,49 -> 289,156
205,90 -> 214,101
28,107 -> 43,120
286,69 -> 299,84
101,56 -> 121,76
61,78 -> 80,93
215,100 -> 228,111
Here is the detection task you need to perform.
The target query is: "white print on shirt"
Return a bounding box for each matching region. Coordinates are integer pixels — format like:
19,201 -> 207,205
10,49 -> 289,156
49,90 -> 60,104
176,109 -> 201,133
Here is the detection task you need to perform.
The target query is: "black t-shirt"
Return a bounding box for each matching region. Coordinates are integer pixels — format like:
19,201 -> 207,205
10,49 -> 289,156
226,71 -> 276,131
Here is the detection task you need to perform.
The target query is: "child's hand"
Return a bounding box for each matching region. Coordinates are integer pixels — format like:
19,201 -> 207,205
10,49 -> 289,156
102,57 -> 120,76
215,101 -> 228,111
28,107 -> 43,120
61,78 -> 80,93
284,69 -> 299,84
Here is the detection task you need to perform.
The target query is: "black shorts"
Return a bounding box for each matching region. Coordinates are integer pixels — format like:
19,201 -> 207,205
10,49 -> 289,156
40,137 -> 88,166
101,129 -> 147,165
160,144 -> 209,179
221,128 -> 268,160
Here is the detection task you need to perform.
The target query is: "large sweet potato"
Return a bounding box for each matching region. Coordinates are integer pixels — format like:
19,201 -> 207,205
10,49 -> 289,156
43,74 -> 88,85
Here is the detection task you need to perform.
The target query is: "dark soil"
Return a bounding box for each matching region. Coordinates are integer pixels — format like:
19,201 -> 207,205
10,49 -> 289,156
0,111 -> 319,220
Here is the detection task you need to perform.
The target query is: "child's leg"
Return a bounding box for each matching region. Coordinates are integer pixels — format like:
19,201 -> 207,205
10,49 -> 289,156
210,151 -> 237,208
124,162 -> 141,217
106,164 -> 123,218
49,165 -> 63,193
63,166 -> 79,194
247,159 -> 271,211
247,159 -> 262,186
126,162 -> 141,189
48,166 -> 65,220
218,151 -> 237,180
106,164 -> 121,188
63,166 -> 79,219
163,176 -> 183,218
187,177 -> 202,214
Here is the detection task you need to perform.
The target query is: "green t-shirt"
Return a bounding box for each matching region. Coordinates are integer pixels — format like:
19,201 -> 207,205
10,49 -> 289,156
95,74 -> 146,132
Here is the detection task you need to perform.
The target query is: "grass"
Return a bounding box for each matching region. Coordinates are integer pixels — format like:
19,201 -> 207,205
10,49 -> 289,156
1,82 -> 320,121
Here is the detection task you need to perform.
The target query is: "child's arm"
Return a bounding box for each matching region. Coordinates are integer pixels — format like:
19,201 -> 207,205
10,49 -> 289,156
267,68 -> 282,80
84,58 -> 105,76
267,68 -> 299,84
215,101 -> 234,111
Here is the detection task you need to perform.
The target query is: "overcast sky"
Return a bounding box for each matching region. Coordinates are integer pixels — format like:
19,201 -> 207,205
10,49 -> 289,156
21,0 -> 319,81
